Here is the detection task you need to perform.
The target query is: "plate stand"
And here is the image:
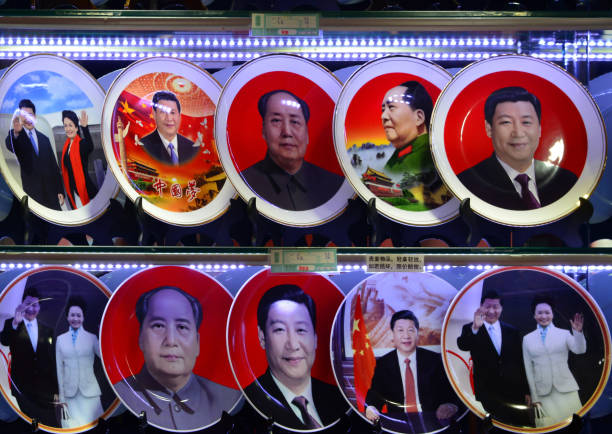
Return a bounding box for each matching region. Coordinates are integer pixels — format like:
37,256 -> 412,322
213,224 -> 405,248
134,197 -> 247,246
366,198 -> 469,246
246,197 -> 369,247
459,198 -> 592,247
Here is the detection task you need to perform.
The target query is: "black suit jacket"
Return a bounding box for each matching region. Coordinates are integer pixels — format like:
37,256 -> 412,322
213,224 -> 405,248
457,321 -> 531,425
365,348 -> 459,415
243,369 -> 347,430
457,154 -> 577,210
140,130 -> 197,165
4,128 -> 63,210
0,318 -> 58,403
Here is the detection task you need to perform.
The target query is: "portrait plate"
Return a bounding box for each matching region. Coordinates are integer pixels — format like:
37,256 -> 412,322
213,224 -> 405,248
101,57 -> 235,226
334,55 -> 459,226
330,272 -> 465,434
441,266 -> 611,432
0,265 -> 119,433
226,269 -> 346,431
100,265 -> 242,432
215,54 -> 354,227
430,55 -> 606,226
0,54 -> 119,225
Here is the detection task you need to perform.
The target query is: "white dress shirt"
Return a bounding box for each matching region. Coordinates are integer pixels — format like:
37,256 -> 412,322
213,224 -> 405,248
270,372 -> 323,426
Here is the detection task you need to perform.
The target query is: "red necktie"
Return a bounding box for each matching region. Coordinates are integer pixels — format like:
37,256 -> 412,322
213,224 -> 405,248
404,358 -> 417,413
292,396 -> 321,429
515,173 -> 541,209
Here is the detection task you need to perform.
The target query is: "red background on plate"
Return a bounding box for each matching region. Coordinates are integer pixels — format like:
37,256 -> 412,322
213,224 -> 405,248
227,270 -> 344,388
100,266 -> 237,388
444,71 -> 587,176
225,71 -> 343,176
345,72 -> 444,149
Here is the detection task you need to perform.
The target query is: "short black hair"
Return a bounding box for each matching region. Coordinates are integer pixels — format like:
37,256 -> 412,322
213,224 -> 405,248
135,286 -> 202,330
257,284 -> 316,333
480,289 -> 503,306
66,295 -> 87,316
258,90 -> 310,123
398,81 -> 433,128
62,110 -> 79,129
22,286 -> 40,302
531,295 -> 555,314
484,86 -> 541,125
152,90 -> 181,113
18,99 -> 36,114
390,309 -> 420,330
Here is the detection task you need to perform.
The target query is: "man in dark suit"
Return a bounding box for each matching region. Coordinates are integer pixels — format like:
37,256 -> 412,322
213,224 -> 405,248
240,90 -> 344,211
243,284 -> 347,430
365,310 -> 460,432
4,99 -> 64,210
456,287 -> 532,426
457,87 -> 577,210
0,286 -> 58,427
140,90 -> 198,166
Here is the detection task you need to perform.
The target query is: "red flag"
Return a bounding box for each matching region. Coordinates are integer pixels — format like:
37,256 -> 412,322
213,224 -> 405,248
352,293 -> 376,412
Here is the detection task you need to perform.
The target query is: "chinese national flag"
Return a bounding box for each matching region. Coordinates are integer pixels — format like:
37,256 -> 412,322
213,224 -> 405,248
352,293 -> 376,412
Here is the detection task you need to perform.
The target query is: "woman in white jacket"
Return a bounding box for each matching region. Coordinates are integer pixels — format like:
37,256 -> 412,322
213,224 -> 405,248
56,296 -> 104,428
522,295 -> 586,427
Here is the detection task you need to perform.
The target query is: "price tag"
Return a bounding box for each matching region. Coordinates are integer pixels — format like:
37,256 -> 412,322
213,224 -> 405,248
251,13 -> 320,37
366,254 -> 424,273
270,248 -> 336,273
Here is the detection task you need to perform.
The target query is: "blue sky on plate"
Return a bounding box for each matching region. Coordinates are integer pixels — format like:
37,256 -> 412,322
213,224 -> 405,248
1,70 -> 93,115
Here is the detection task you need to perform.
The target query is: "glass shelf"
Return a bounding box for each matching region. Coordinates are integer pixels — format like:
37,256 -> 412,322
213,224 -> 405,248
0,11 -> 611,64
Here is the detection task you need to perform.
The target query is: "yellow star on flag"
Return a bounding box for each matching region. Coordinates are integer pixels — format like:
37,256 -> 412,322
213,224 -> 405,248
119,100 -> 135,115
353,319 -> 360,333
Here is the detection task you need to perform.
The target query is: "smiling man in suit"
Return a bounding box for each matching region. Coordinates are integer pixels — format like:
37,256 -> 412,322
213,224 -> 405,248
0,286 -> 58,427
456,285 -> 532,426
140,91 -> 198,166
244,284 -> 347,430
4,99 -> 64,210
365,310 -> 459,432
457,86 -> 577,210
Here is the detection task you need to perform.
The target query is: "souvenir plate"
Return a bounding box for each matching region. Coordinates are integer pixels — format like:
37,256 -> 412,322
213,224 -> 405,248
0,265 -> 119,433
330,272 -> 465,433
215,54 -> 354,227
430,55 -> 606,226
0,54 -> 118,225
100,266 -> 241,432
334,55 -> 459,226
441,266 -> 611,432
226,269 -> 347,431
101,57 -> 235,226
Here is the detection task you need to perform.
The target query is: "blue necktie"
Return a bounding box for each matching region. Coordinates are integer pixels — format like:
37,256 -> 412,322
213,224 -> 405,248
540,326 -> 548,343
72,329 -> 77,345
28,130 -> 39,155
168,143 -> 179,166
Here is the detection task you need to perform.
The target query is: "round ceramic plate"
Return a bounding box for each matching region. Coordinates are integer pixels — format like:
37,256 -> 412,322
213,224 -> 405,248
334,55 -> 459,226
441,266 -> 611,432
226,269 -> 347,431
430,55 -> 606,226
330,272 -> 465,434
0,54 -> 118,225
215,54 -> 354,227
101,57 -> 235,226
99,265 -> 242,432
0,265 -> 119,433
